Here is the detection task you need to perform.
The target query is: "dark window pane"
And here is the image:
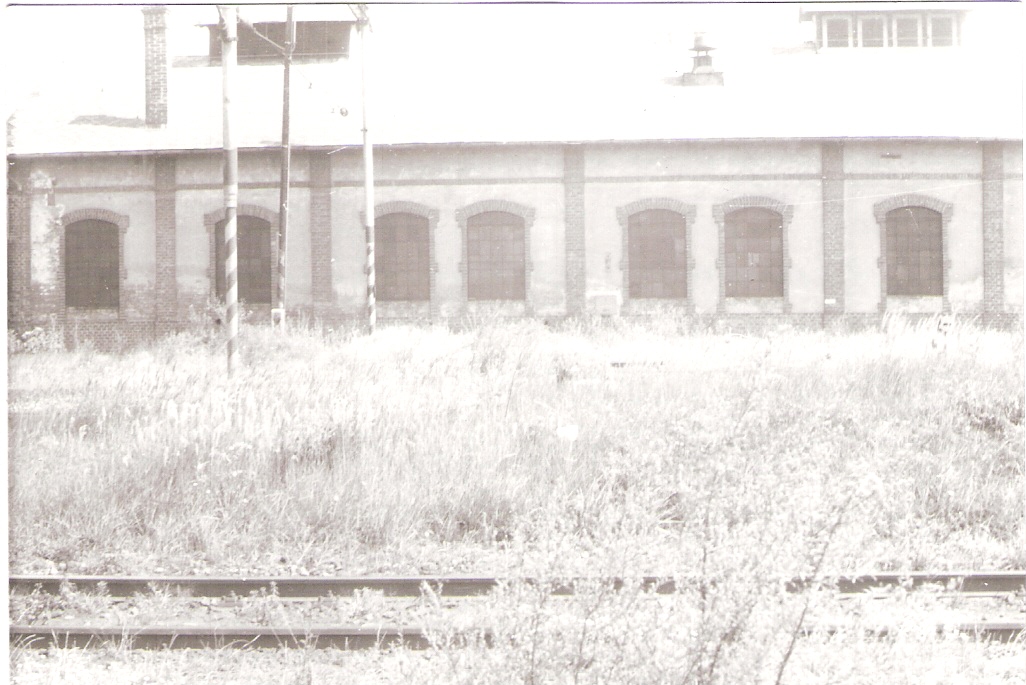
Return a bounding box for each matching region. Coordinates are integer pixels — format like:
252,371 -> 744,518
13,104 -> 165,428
861,17 -> 885,47
825,18 -> 851,47
627,209 -> 687,299
210,21 -> 351,63
294,21 -> 349,58
215,215 -> 272,304
377,212 -> 430,301
65,219 -> 119,309
894,16 -> 920,46
885,206 -> 942,296
467,211 -> 526,301
931,16 -> 954,46
724,207 -> 784,298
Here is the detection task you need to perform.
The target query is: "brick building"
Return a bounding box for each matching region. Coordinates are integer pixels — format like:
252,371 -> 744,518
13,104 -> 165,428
6,3 -> 1023,345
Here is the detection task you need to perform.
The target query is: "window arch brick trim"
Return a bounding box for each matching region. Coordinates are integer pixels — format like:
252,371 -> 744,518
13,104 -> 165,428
204,204 -> 279,302
616,198 -> 697,312
712,196 -> 794,227
62,208 -> 130,231
872,194 -> 953,225
873,194 -> 953,313
712,196 -> 794,313
364,201 -> 441,317
373,200 -> 439,224
60,208 -> 129,312
455,200 -> 536,229
455,200 -> 536,311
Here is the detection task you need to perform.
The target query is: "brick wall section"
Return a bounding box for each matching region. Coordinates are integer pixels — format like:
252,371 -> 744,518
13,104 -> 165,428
7,163 -> 32,327
563,144 -> 586,316
28,173 -> 65,327
142,6 -> 168,127
154,155 -> 177,333
981,141 -> 1005,326
309,152 -> 335,319
821,141 -> 845,320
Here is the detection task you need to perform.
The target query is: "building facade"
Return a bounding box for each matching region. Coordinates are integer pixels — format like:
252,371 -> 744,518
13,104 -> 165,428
7,4 -> 1023,346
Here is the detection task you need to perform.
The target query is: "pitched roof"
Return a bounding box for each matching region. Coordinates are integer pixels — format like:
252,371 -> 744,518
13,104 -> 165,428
6,3 -> 1022,157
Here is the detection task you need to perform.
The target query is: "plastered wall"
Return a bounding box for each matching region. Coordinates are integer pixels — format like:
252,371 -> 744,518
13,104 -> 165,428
8,137 -> 1023,345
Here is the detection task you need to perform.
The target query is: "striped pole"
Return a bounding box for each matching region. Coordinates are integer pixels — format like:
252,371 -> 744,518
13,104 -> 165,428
359,14 -> 375,333
221,6 -> 239,375
274,5 -> 295,331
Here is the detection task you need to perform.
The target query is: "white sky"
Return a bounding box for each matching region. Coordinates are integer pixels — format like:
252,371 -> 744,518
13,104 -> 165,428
2,2 -> 1021,142
2,3 -> 807,105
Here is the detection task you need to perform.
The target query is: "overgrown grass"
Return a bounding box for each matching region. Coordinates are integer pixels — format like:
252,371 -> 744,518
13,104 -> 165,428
8,317 -> 1024,576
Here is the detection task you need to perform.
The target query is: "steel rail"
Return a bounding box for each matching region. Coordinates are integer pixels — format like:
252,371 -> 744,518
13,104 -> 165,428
10,620 -> 1025,650
10,571 -> 1026,599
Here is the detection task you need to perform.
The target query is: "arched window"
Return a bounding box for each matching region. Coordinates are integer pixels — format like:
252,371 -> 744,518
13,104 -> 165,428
376,212 -> 430,301
65,219 -> 119,308
724,207 -> 784,298
215,215 -> 272,304
466,211 -> 526,301
627,209 -> 687,299
885,206 -> 943,296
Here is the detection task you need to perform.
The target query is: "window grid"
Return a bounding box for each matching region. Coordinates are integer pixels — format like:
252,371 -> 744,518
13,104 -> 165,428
376,212 -> 430,302
215,216 -> 273,304
893,15 -> 922,46
724,208 -> 784,298
824,17 -> 852,47
858,16 -> 886,47
628,209 -> 687,299
818,12 -> 956,48
466,211 -> 526,301
929,15 -> 955,46
209,21 -> 351,62
65,219 -> 119,309
885,206 -> 943,296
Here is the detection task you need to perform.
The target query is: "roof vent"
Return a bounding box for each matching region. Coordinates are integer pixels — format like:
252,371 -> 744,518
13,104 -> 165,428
682,32 -> 724,86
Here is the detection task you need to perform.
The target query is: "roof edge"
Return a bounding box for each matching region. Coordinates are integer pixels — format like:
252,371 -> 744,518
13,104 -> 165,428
7,136 -> 1024,160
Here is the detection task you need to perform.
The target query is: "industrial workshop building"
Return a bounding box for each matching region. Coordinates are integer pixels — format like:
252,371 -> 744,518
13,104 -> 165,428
6,3 -> 1023,346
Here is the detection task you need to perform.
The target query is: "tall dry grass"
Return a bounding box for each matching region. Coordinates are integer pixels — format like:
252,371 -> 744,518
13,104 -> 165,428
8,317 -> 1024,575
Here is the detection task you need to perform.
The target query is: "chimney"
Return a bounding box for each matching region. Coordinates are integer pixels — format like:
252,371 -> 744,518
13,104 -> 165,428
142,6 -> 169,127
682,32 -> 724,86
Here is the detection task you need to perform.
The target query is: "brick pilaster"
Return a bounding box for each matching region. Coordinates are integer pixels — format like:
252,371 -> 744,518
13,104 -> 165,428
142,6 -> 169,127
821,141 -> 846,320
7,162 -> 32,327
27,171 -> 65,326
154,155 -> 177,332
981,141 -> 1004,326
309,152 -> 334,317
563,144 -> 586,316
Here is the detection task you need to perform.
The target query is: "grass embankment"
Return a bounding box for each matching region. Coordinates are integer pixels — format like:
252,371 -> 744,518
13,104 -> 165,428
8,318 -> 1024,577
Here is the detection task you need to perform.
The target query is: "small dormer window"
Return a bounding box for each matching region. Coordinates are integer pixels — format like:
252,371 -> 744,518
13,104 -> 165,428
929,15 -> 955,46
893,16 -> 922,47
824,17 -> 852,48
207,20 -> 353,63
809,10 -> 961,49
858,16 -> 885,48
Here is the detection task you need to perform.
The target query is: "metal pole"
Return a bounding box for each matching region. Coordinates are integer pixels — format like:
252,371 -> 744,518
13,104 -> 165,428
360,16 -> 375,333
274,5 -> 295,331
221,6 -> 239,375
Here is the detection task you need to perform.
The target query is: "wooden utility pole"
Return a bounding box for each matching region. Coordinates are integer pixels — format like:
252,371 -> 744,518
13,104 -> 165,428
220,6 -> 239,375
359,11 -> 375,333
274,5 -> 295,331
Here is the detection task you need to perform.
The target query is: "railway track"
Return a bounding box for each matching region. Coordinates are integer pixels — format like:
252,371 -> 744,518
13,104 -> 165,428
11,570 -> 1025,598
10,571 -> 1025,650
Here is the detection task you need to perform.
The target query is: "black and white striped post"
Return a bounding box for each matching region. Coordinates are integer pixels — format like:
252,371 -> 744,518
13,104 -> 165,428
274,5 -> 295,332
220,6 -> 239,375
359,10 -> 375,333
